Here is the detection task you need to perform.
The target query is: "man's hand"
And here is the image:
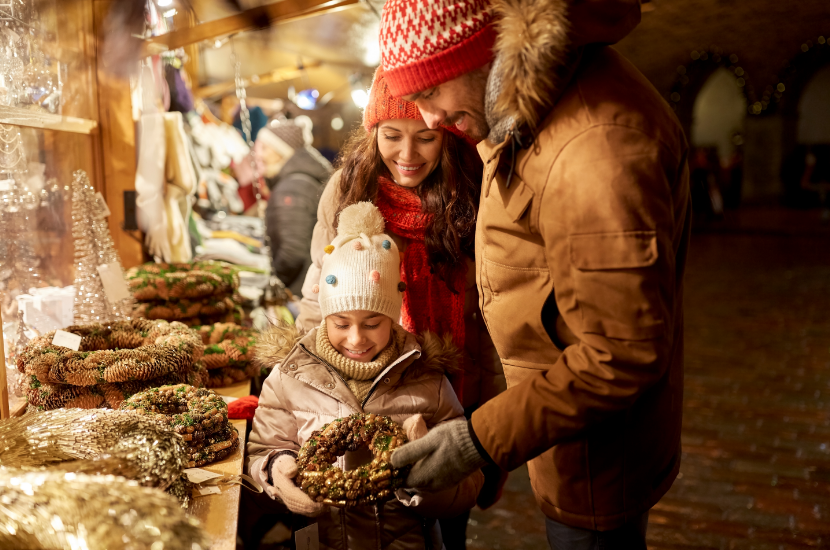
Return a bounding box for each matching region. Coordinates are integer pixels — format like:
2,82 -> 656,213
268,455 -> 325,516
391,418 -> 488,492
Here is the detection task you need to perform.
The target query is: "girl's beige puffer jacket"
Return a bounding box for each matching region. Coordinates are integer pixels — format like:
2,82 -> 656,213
248,323 -> 484,550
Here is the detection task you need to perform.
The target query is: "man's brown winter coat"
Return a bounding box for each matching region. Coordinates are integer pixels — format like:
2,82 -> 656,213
468,0 -> 691,530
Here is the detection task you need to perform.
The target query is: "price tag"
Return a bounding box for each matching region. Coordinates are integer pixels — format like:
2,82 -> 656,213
295,523 -> 319,550
95,192 -> 111,218
197,486 -> 221,496
97,263 -> 131,304
52,330 -> 82,351
183,468 -> 223,484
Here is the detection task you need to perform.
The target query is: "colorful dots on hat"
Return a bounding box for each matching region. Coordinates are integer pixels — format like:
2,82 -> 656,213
398,282 -> 407,292
353,241 -> 363,250
312,284 -> 320,294
369,270 -> 380,283
326,275 -> 337,285
324,245 -> 334,254
382,240 -> 391,250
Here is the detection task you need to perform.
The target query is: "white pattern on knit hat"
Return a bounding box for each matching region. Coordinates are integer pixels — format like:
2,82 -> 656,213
379,0 -> 496,97
380,0 -> 492,70
318,202 -> 403,321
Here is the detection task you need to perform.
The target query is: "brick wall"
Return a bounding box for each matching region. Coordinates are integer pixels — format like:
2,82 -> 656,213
614,1 -> 830,200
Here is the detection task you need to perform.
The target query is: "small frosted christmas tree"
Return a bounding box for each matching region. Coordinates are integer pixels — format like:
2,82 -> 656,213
71,170 -> 133,323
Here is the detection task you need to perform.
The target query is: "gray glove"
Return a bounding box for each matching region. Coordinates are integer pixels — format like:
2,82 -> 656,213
390,419 -> 487,492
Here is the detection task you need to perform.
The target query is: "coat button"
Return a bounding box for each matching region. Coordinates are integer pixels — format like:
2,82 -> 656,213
289,364 -> 297,370
325,383 -> 335,389
383,378 -> 391,384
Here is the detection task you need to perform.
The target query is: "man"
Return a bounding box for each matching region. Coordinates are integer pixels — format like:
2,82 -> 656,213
384,0 -> 691,547
261,121 -> 332,301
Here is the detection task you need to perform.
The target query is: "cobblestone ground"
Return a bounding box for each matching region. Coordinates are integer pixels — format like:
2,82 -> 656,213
467,212 -> 830,549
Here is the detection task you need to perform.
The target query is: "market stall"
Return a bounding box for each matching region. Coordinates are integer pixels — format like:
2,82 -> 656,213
0,0 -> 379,547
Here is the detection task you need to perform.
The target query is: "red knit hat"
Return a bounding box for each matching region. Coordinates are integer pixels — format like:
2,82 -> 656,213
379,0 -> 496,98
363,66 -> 423,131
363,66 -> 479,145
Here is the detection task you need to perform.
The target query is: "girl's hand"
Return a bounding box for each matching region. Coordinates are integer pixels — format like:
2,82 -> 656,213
268,455 -> 325,516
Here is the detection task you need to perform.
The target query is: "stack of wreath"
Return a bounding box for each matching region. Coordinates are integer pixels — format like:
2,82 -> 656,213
17,319 -> 207,411
120,384 -> 239,468
127,261 -> 245,327
197,322 -> 260,388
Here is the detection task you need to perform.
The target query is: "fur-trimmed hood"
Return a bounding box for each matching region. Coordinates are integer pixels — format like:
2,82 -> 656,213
486,0 -> 641,143
254,321 -> 462,381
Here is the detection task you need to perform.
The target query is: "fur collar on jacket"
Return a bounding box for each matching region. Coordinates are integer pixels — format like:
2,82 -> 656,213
485,0 -> 641,144
254,322 -> 462,384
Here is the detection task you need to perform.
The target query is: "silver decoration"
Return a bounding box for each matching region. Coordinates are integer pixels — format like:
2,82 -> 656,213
71,170 -> 133,323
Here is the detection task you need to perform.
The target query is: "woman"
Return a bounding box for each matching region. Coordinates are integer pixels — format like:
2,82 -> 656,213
297,67 -> 506,548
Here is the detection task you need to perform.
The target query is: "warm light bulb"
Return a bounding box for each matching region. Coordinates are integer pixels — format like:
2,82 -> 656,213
351,89 -> 369,109
331,116 -> 344,131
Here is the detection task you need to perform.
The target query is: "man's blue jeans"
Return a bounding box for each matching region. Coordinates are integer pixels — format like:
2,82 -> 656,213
545,512 -> 649,550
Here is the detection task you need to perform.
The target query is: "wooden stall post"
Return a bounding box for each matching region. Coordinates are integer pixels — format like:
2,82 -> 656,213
92,0 -> 145,270
0,308 -> 8,420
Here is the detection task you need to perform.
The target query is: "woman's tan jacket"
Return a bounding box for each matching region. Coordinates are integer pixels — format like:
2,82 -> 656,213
296,171 -> 505,411
248,323 -> 484,550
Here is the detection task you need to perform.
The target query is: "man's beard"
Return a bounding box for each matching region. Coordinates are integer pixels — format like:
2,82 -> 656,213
444,67 -> 491,141
464,108 -> 490,141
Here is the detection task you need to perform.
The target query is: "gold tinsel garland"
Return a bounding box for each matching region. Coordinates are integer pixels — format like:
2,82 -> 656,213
0,409 -> 188,490
0,470 -> 209,550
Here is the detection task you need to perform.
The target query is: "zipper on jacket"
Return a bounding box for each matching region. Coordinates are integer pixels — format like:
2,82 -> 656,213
359,349 -> 420,408
299,343 -> 351,388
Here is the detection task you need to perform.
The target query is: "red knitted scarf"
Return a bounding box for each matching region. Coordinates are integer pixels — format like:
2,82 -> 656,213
375,177 -> 466,396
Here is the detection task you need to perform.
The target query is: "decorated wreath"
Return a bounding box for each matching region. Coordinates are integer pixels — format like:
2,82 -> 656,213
126,261 -> 239,301
25,364 -> 207,411
198,322 -> 257,370
17,320 -> 203,387
134,294 -> 241,321
120,384 -> 237,468
204,365 -> 260,388
295,413 -> 410,507
178,305 -> 245,328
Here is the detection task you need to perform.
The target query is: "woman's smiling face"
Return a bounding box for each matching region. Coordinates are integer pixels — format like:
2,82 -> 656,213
377,118 -> 443,188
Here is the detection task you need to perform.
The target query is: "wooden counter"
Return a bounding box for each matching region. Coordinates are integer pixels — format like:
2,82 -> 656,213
188,380 -> 252,550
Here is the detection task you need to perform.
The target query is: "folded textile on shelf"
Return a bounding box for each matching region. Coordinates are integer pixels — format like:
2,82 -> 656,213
195,238 -> 270,272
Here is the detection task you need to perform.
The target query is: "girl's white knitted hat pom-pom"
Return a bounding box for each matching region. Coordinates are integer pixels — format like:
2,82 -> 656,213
337,201 -> 385,236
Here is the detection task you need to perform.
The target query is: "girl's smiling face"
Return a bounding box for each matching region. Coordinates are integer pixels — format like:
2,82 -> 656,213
377,118 -> 443,188
325,311 -> 393,362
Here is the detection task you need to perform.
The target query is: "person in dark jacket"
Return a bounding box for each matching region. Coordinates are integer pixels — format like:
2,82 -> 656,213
261,123 -> 332,299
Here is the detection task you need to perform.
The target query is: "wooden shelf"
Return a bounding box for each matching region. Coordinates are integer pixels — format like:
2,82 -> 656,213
143,0 -> 358,55
0,105 -> 98,135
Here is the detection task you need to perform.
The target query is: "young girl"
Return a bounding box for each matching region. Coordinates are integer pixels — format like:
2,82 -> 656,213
248,202 -> 483,550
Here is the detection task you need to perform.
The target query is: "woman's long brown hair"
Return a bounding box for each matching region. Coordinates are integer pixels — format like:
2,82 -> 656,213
333,126 -> 483,293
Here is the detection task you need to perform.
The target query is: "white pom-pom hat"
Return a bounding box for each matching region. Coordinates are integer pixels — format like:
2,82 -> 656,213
317,202 -> 404,321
